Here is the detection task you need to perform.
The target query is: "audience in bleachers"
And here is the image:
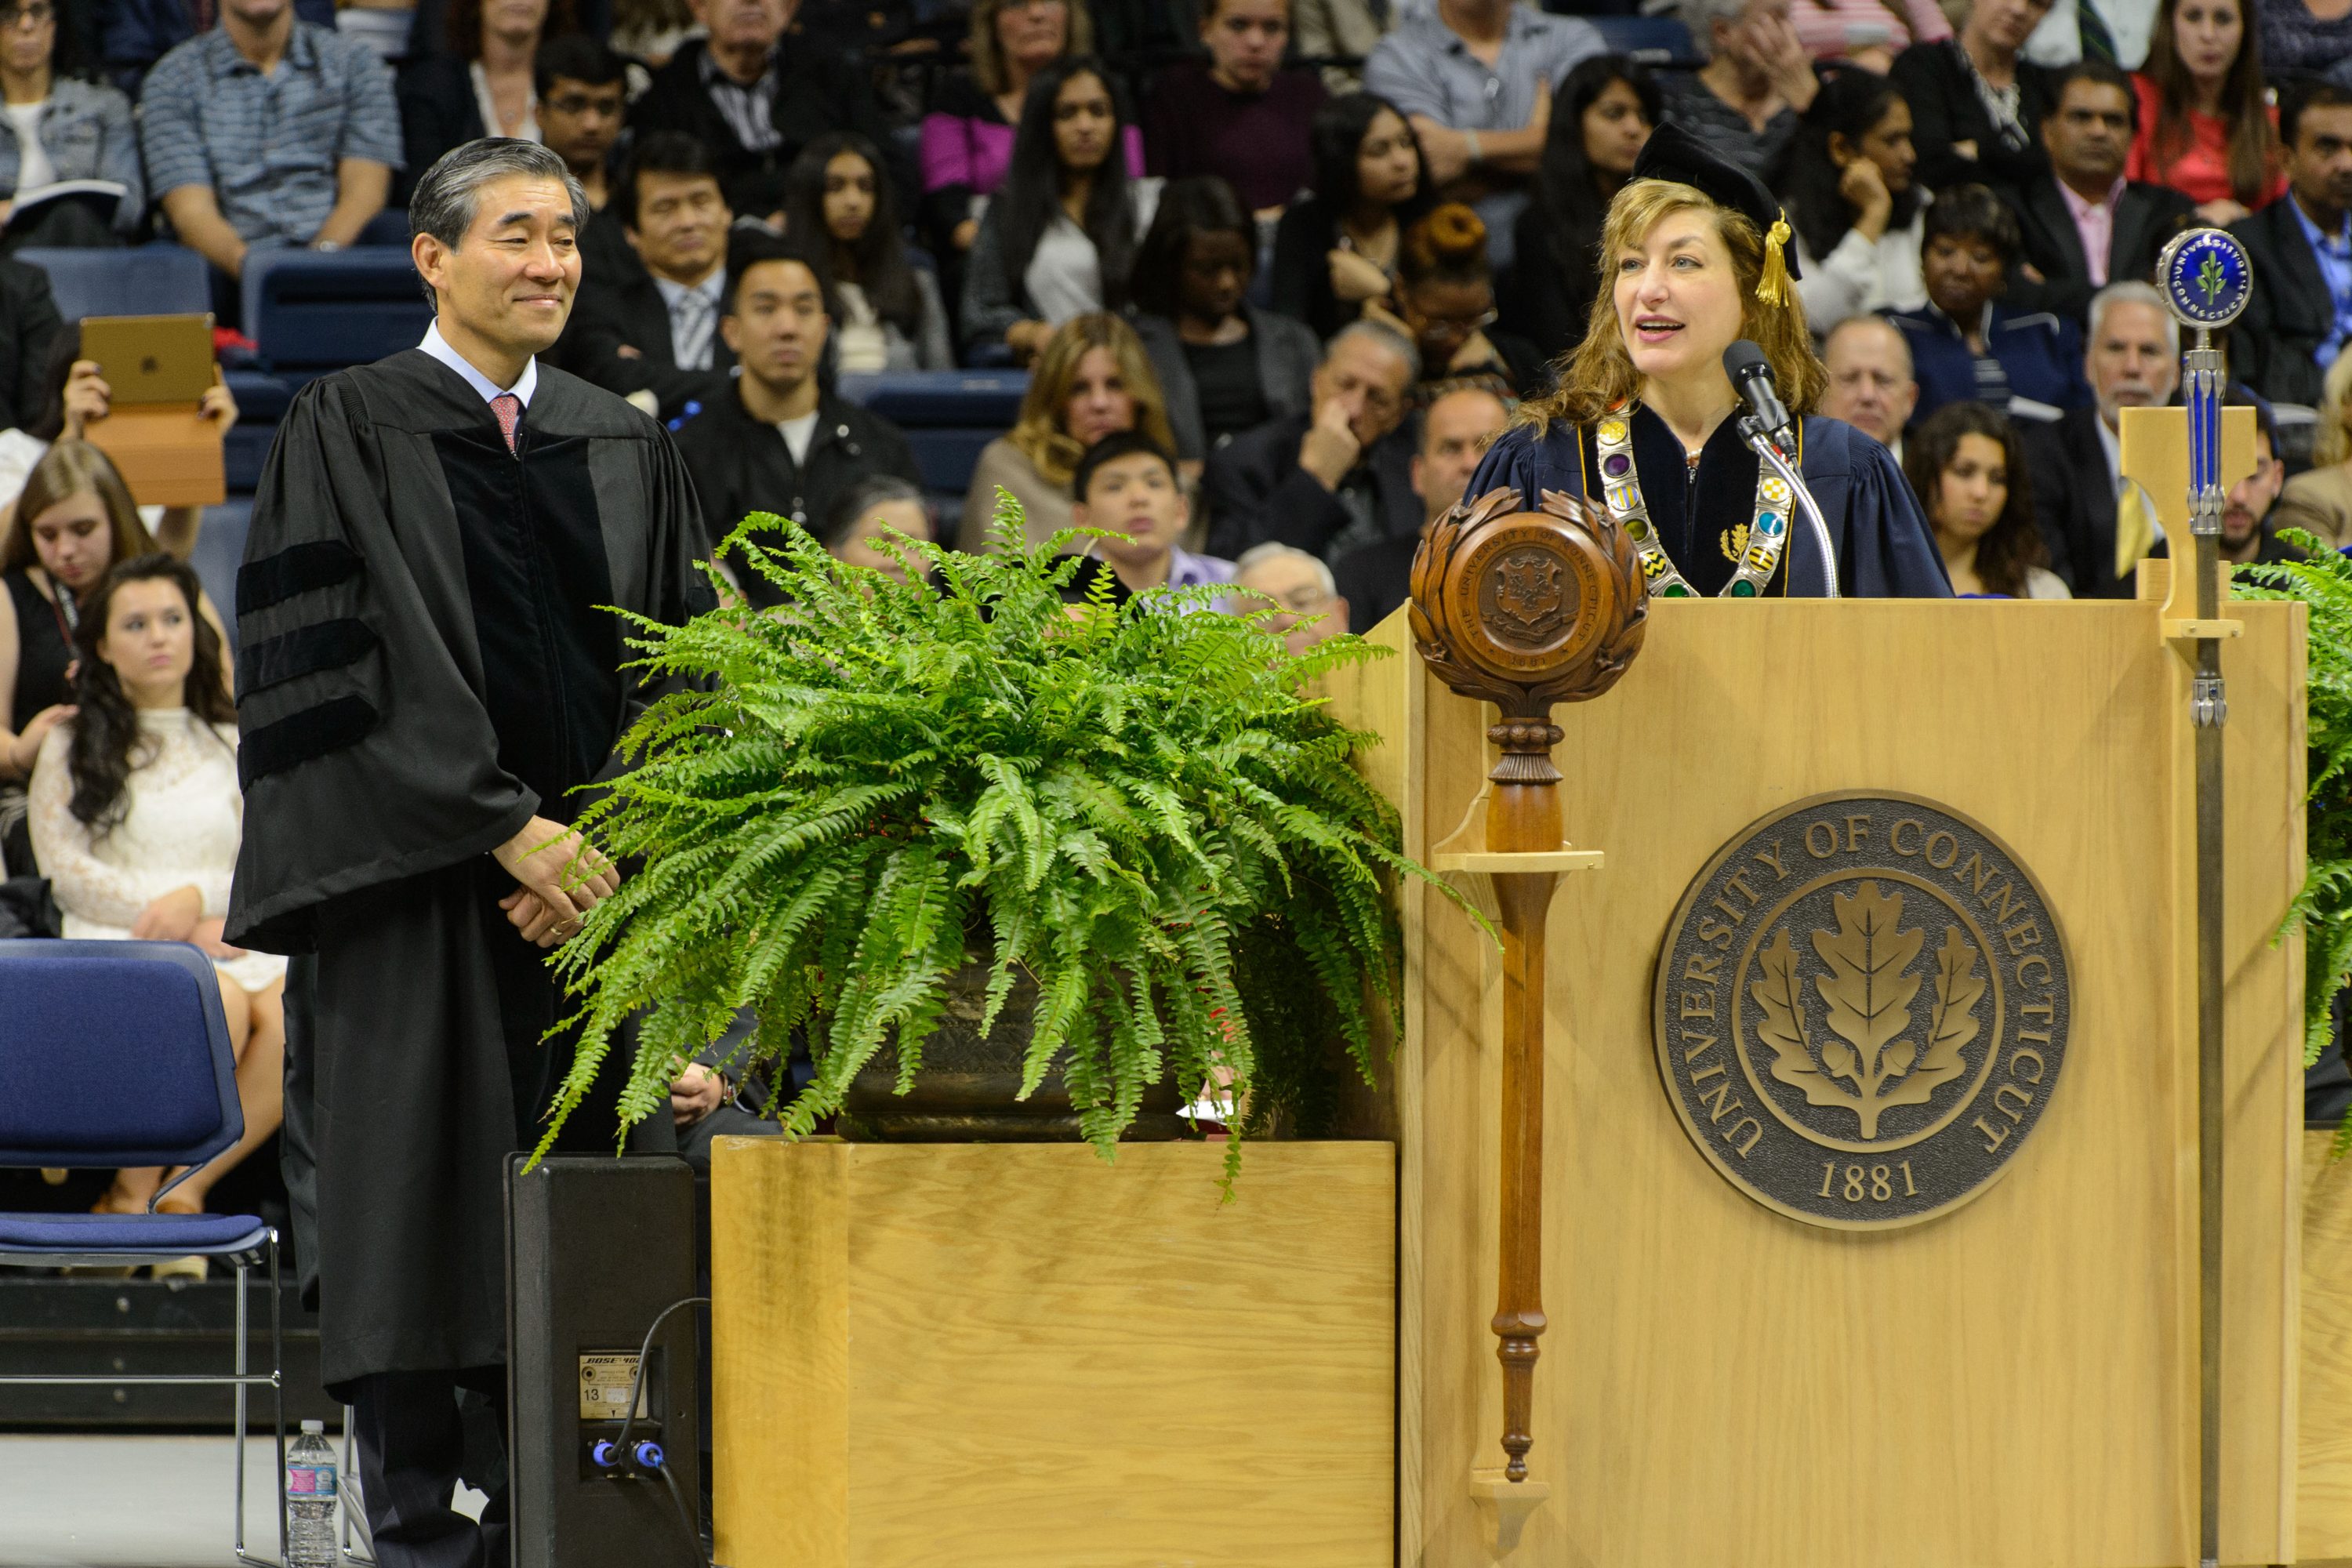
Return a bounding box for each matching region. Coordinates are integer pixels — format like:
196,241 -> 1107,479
782,132 -> 954,372
1889,183 -> 2092,422
921,0 -> 1123,262
672,236 -> 920,604
1818,314 -> 1918,457
627,0 -> 888,223
1502,53 -> 1655,361
960,55 -> 1160,361
2129,0 -> 2281,225
397,0 -> 575,189
1129,174 -> 1318,460
1363,0 -> 1602,271
1659,0 -> 1818,187
557,129 -> 735,417
1785,67 -> 1925,332
1388,202 -> 1543,395
825,474 -> 937,585
960,309 -> 1176,549
2278,350 -> 2352,551
2014,60 -> 2197,323
1889,0 -> 2058,192
1903,399 -> 2071,596
1330,378 -> 1506,630
0,0 -> 144,246
2021,280 -> 2177,595
138,0 -> 403,289
1200,315 -> 1418,561
1142,0 -> 1324,213
1069,428 -> 1234,595
1233,539 -> 1345,651
28,550 -> 281,1240
2230,80 -> 2352,408
1269,93 -> 1430,341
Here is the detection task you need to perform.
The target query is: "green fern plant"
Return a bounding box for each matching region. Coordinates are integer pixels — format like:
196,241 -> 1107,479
2238,532 -> 2352,1152
532,498 -> 1465,1178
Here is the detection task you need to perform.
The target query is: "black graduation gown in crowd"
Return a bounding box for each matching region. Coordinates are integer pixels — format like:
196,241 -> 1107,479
1464,405 -> 1954,598
224,350 -> 717,1393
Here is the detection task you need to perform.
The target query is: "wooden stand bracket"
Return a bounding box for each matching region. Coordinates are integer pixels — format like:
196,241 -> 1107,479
1469,1468 -> 1552,1558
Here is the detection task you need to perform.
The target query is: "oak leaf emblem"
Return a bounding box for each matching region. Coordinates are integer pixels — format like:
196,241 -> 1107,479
1747,881 -> 1982,1139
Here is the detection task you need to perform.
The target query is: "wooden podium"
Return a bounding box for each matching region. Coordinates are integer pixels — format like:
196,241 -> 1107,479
1323,578 -> 2321,1568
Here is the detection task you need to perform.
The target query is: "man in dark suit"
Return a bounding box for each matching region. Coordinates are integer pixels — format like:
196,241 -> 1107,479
1203,321 -> 1424,564
556,132 -> 739,423
627,0 -> 892,226
2230,82 -> 2352,408
2021,281 -> 2179,597
2013,60 -> 2195,326
671,238 -> 920,607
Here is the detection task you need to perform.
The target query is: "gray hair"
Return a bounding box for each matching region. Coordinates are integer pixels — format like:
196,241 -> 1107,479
1822,314 -> 1915,379
410,137 -> 592,266
1234,542 -> 1338,598
1327,318 -> 1422,385
1670,0 -> 1750,62
2087,281 -> 2180,358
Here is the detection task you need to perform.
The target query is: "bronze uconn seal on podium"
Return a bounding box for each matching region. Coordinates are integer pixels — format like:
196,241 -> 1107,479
1653,793 -> 2074,1229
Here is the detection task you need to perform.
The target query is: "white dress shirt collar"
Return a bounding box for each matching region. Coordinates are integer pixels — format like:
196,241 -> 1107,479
419,320 -> 539,408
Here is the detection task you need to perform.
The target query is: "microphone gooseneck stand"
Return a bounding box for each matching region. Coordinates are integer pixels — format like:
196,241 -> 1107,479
1737,414 -> 1841,600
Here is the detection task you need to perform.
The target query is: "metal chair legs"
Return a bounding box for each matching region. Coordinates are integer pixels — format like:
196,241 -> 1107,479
230,1231 -> 289,1568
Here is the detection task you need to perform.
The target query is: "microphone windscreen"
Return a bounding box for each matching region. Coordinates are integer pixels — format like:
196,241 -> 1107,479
1722,339 -> 1771,383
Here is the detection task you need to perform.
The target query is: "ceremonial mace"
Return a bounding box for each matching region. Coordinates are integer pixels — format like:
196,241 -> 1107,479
2154,226 -> 2252,1568
1408,487 -> 1648,1483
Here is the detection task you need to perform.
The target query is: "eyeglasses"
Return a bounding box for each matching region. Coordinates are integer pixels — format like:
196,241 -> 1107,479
546,92 -> 622,115
1419,307 -> 1500,338
0,4 -> 54,27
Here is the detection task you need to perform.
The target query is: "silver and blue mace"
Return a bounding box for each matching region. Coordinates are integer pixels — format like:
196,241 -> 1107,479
2157,227 -> 2252,729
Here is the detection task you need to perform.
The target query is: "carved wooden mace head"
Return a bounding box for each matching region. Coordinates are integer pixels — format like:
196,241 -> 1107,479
1407,485 -> 1649,786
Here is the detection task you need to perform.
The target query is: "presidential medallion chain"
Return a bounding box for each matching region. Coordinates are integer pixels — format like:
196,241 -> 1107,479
1594,407 -> 1791,598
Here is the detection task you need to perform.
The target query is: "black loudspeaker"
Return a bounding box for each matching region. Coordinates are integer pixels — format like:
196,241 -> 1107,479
506,1155 -> 701,1568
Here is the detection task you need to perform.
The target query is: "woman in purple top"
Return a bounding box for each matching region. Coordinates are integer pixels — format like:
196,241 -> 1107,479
920,0 -> 1145,259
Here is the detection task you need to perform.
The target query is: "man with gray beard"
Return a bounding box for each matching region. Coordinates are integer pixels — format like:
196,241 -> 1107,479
2020,281 -> 2179,597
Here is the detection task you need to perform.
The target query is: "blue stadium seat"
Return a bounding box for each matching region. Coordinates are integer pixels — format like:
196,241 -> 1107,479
17,245 -> 211,322
839,371 -> 1029,498
222,371 -> 292,494
1584,14 -> 1698,64
241,249 -> 432,376
191,497 -> 252,652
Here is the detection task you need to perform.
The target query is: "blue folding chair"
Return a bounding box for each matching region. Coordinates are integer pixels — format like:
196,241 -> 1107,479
0,939 -> 289,1566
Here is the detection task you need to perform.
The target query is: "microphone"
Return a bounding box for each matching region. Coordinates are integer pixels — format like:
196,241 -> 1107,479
1723,339 -> 1795,449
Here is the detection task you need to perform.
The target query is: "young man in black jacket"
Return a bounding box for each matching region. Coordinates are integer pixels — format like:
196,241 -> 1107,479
671,237 -> 921,606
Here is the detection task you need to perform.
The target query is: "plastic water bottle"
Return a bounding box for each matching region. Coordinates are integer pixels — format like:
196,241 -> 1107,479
285,1419 -> 338,1568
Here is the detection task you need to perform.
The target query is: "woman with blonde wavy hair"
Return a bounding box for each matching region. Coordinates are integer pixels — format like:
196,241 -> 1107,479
1466,121 -> 1949,597
958,312 -> 1180,551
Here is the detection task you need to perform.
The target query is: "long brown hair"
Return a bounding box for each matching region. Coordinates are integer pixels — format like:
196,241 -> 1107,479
1519,180 -> 1825,432
967,0 -> 1096,96
1007,313 -> 1178,487
1902,403 -> 2050,597
1,439 -> 164,587
66,554 -> 236,837
2143,0 -> 2274,209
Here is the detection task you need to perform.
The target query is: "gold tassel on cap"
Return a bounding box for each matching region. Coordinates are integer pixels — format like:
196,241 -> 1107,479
1755,212 -> 1793,307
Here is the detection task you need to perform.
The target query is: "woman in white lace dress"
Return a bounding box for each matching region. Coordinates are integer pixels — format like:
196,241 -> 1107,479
29,553 -> 283,1228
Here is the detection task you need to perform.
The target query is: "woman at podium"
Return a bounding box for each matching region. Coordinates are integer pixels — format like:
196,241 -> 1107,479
1465,122 -> 1952,597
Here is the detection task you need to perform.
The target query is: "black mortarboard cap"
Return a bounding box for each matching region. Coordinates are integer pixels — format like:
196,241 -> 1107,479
1629,119 -> 1802,286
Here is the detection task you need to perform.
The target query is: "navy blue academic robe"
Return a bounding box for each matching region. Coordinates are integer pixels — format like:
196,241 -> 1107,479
1464,406 -> 1954,598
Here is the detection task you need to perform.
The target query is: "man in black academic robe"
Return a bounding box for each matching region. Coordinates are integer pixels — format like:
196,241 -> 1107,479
226,140 -> 714,1566
672,234 -> 918,606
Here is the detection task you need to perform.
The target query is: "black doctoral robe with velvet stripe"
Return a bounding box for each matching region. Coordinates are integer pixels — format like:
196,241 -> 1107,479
226,350 -> 716,1392
1465,408 -> 1954,599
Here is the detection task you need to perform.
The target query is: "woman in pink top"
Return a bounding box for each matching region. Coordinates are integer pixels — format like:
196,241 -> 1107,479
2127,0 -> 2283,224
920,0 -> 1145,258
1789,0 -> 1952,71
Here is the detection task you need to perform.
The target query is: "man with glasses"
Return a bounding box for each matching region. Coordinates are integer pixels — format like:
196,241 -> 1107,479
1203,319 -> 1425,565
137,0 -> 401,299
534,34 -> 635,285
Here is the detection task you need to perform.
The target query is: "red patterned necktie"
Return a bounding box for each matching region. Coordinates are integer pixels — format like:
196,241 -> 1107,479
492,393 -> 521,454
